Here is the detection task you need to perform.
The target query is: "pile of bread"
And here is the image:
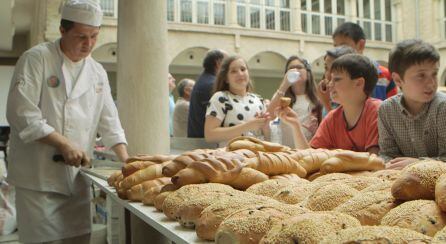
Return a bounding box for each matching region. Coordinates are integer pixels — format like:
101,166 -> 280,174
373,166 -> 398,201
107,136 -> 446,243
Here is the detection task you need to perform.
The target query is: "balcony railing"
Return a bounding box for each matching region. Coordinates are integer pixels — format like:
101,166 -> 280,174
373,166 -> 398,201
99,0 -> 395,42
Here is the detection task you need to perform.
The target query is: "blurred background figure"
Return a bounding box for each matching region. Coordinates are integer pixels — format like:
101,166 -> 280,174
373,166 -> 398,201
168,73 -> 176,137
173,78 -> 195,137
188,49 -> 227,138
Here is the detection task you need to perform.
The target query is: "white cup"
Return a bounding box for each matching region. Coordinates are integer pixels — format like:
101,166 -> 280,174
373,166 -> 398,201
287,71 -> 301,84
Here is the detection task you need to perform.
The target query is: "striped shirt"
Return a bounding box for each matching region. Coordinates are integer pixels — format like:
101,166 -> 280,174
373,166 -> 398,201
378,92 -> 446,162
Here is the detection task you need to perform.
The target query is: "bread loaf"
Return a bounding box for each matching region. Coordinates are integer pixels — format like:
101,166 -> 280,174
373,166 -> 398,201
226,136 -> 290,152
127,177 -> 171,202
301,183 -> 358,211
215,203 -> 309,244
162,183 -> 234,220
154,191 -> 172,211
162,149 -> 216,177
196,194 -> 278,241
334,189 -> 398,225
371,169 -> 401,181
319,226 -> 431,244
260,211 -> 361,244
244,151 -> 307,177
320,151 -> 385,174
436,173 -> 446,211
381,200 -> 446,237
107,171 -> 122,186
246,179 -> 304,197
270,173 -> 307,182
432,225 -> 446,244
171,157 -> 268,190
295,148 -> 341,174
391,160 -> 446,200
120,161 -> 169,189
272,183 -> 315,204
122,160 -> 158,177
125,154 -> 174,164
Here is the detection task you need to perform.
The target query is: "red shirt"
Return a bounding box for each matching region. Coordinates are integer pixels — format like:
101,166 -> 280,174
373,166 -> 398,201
310,97 -> 381,152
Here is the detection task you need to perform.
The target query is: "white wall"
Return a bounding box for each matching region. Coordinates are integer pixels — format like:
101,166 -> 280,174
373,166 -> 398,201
0,66 -> 14,126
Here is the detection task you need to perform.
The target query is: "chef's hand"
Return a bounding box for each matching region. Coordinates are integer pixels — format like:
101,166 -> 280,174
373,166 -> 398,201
59,144 -> 91,167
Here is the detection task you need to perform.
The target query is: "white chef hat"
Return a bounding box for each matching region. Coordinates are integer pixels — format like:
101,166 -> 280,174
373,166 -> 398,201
61,0 -> 103,27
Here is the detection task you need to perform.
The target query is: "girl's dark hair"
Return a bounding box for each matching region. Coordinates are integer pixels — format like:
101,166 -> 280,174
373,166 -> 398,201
284,56 -> 322,124
213,55 -> 253,94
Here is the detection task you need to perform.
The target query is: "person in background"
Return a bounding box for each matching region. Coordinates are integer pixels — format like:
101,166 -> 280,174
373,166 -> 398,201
205,56 -> 270,147
379,39 -> 446,169
188,49 -> 227,138
317,45 -> 356,115
267,56 -> 321,147
332,22 -> 398,100
168,73 -> 176,137
278,54 -> 381,154
173,78 -> 195,137
6,1 -> 128,243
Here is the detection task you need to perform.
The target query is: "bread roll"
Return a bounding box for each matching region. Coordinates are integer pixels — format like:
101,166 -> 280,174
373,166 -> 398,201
381,200 -> 446,237
215,203 -> 309,244
301,183 -> 358,211
334,189 -> 398,225
279,97 -> 291,108
260,211 -> 361,244
319,226 -> 431,244
391,160 -> 446,200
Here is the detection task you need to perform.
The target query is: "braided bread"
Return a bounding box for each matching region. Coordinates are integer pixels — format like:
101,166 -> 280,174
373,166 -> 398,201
245,151 -> 307,177
226,136 -> 290,152
171,157 -> 268,190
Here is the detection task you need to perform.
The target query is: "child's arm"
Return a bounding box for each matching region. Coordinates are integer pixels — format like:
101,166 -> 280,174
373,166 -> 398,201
277,106 -> 311,149
204,115 -> 267,143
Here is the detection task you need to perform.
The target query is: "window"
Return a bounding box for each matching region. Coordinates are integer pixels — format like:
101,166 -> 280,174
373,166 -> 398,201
181,0 -> 192,22
237,4 -> 246,27
100,0 -> 117,17
197,1 -> 209,24
356,0 -> 393,42
214,1 -> 226,25
266,9 -> 275,30
250,6 -> 261,28
301,0 -> 347,36
167,0 -> 175,21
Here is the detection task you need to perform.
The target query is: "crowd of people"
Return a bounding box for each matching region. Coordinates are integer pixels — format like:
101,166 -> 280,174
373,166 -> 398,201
169,22 -> 445,171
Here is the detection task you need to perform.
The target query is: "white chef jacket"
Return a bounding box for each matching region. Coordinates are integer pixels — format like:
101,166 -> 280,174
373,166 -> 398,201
6,39 -> 127,196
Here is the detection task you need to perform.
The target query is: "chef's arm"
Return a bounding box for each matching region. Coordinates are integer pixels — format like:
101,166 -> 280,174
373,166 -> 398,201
111,143 -> 129,163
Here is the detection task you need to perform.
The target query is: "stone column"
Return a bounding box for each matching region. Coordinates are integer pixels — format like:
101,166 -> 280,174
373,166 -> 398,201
116,1 -> 169,244
291,0 -> 302,32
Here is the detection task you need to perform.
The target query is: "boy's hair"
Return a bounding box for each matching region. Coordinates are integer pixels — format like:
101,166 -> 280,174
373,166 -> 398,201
326,45 -> 356,59
388,39 -> 440,77
332,22 -> 366,43
331,54 -> 378,96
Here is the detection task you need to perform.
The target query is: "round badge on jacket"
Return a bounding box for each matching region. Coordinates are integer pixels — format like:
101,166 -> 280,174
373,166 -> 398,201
47,76 -> 60,88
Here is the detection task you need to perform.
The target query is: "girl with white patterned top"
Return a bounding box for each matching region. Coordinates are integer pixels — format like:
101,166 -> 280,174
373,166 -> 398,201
267,56 -> 322,147
205,56 -> 270,147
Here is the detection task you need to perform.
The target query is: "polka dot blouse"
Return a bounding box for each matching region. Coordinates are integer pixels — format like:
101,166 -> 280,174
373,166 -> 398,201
206,91 -> 266,144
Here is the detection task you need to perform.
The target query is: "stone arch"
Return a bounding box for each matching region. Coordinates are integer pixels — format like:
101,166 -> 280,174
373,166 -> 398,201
91,42 -> 118,71
247,51 -> 287,78
169,46 -> 210,75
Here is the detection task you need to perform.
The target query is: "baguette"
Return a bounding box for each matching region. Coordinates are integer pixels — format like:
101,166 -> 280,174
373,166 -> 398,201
120,161 -> 169,189
245,151 -> 307,177
226,136 -> 290,152
125,154 -> 175,164
122,160 -> 158,177
319,151 -> 385,174
127,177 -> 171,202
